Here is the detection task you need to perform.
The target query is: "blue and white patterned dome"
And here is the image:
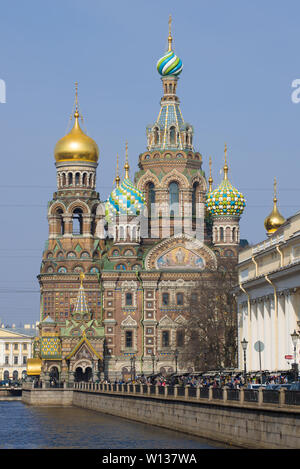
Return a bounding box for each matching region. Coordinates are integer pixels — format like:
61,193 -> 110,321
105,177 -> 145,221
206,176 -> 246,217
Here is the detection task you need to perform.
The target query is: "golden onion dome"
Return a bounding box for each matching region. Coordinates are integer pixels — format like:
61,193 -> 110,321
54,110 -> 99,163
264,178 -> 285,234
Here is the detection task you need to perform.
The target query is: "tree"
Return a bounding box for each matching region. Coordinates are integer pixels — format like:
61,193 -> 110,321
179,258 -> 238,371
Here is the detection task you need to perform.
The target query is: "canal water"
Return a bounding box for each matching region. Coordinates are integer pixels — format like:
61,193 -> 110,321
0,401 -> 232,449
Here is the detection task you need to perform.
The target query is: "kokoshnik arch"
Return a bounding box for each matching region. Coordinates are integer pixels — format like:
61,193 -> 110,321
30,18 -> 246,383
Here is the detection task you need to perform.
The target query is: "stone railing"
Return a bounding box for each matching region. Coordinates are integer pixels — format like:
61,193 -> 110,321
73,382 -> 300,410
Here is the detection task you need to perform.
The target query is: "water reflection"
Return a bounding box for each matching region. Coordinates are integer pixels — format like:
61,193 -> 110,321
0,402 -> 230,449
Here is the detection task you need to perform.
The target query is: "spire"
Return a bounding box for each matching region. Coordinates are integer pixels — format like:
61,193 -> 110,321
273,176 -> 277,203
74,81 -> 79,117
72,81 -> 81,130
115,153 -> 120,187
73,273 -> 90,318
223,143 -> 228,180
208,156 -> 213,192
124,141 -> 130,179
168,14 -> 173,52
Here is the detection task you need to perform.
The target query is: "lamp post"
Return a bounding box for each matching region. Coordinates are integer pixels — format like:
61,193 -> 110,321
291,330 -> 299,382
174,349 -> 179,374
241,338 -> 248,383
130,356 -> 134,382
151,352 -> 155,375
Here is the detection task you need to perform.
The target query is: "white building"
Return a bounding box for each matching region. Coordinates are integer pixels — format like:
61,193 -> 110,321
0,324 -> 38,381
236,186 -> 300,374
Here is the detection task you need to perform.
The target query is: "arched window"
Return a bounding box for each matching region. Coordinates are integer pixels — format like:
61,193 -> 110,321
72,208 -> 83,235
82,173 -> 87,186
68,172 -> 73,186
219,227 -> 224,242
232,227 -> 236,243
169,182 -> 179,216
56,208 -> 64,235
170,126 -> 176,145
192,182 -> 199,219
90,206 -> 97,235
147,182 -> 155,215
75,172 -> 80,185
154,127 -> 159,145
176,329 -> 185,347
62,173 -> 66,186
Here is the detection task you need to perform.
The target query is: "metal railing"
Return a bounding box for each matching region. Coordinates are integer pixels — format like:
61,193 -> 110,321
263,389 -> 279,404
44,382 -> 300,411
244,389 -> 259,403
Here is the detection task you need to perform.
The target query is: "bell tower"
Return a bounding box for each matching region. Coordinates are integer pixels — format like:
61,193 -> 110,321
135,16 -> 206,242
38,84 -> 103,324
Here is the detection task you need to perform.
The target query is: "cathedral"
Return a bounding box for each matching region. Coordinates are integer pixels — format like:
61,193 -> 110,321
31,20 -> 246,383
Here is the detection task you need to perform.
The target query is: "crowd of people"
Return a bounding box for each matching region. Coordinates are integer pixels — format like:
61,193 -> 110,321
100,370 -> 294,388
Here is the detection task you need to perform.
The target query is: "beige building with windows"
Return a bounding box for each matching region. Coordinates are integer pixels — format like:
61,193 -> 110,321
0,325 -> 37,381
236,182 -> 300,373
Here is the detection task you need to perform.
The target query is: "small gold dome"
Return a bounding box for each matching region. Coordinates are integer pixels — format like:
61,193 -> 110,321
54,110 -> 99,163
264,199 -> 285,234
264,178 -> 285,234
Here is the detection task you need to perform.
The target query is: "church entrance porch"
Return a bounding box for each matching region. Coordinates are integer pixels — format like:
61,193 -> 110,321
74,366 -> 93,382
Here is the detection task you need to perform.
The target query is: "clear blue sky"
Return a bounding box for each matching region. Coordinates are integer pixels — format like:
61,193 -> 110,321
1,0 -> 300,324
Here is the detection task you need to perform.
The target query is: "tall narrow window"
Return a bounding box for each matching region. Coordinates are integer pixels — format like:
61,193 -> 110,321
125,330 -> 133,348
56,208 -> 64,235
170,126 -> 176,145
169,182 -> 179,216
72,208 -> 83,235
192,182 -> 199,219
162,331 -> 170,347
176,292 -> 184,305
75,172 -> 80,185
68,172 -> 73,186
162,293 -> 169,305
126,292 -> 133,306
220,227 -> 224,242
176,329 -> 185,347
154,127 -> 159,145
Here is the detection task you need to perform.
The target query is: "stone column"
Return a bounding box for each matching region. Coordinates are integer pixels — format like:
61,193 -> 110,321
223,386 -> 228,403
277,294 -> 286,370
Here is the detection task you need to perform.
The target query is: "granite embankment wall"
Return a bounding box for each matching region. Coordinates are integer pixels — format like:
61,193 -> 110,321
0,388 -> 22,401
72,388 -> 300,449
22,387 -> 73,406
21,384 -> 300,449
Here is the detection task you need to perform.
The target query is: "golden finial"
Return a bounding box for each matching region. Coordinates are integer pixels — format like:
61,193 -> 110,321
115,153 -> 120,187
168,14 -> 173,52
79,272 -> 85,287
208,156 -> 213,192
273,176 -> 277,202
74,81 -> 79,118
223,143 -> 228,180
124,141 -> 130,179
